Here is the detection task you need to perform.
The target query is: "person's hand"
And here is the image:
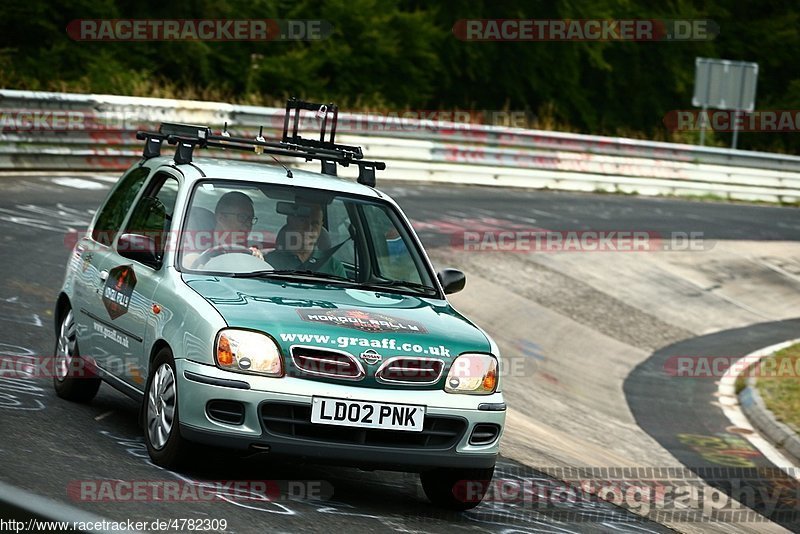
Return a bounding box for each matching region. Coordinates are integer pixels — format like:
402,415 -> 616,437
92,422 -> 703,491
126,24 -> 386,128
249,246 -> 264,260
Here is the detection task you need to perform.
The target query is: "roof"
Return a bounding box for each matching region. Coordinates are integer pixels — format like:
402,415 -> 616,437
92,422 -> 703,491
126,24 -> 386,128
145,156 -> 384,199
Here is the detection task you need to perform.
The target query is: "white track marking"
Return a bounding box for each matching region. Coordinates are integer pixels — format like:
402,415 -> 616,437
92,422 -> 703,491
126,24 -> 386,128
758,258 -> 800,286
51,178 -> 108,190
90,176 -> 120,183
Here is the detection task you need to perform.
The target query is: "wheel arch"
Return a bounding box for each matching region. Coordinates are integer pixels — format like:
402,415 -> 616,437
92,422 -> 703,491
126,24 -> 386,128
54,293 -> 71,337
140,339 -> 173,427
148,339 -> 173,372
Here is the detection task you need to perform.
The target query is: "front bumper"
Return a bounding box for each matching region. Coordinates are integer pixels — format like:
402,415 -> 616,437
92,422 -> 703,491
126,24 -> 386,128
176,359 -> 506,471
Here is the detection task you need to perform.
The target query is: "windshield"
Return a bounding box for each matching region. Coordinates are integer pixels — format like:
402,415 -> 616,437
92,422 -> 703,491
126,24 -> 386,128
178,180 -> 437,295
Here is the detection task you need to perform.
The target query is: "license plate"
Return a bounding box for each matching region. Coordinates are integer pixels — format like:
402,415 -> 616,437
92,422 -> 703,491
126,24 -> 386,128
311,397 -> 425,432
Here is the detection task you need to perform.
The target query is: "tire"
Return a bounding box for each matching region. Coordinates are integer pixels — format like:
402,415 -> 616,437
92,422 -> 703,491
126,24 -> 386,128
420,466 -> 495,511
53,307 -> 101,403
144,348 -> 193,469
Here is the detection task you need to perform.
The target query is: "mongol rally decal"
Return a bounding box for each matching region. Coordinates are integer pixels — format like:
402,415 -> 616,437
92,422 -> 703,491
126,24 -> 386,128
296,309 -> 428,333
102,265 -> 137,320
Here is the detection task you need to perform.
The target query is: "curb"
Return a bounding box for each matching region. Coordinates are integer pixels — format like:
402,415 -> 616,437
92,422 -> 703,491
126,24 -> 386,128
717,338 -> 800,477
739,384 -> 800,466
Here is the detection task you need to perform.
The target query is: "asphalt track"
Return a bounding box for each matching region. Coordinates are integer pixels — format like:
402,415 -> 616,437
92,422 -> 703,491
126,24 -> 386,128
0,173 -> 798,533
625,319 -> 800,531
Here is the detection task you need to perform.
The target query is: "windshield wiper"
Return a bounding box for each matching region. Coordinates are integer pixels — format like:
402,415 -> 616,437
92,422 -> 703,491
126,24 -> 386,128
230,270 -> 437,295
360,279 -> 439,295
230,269 -> 353,284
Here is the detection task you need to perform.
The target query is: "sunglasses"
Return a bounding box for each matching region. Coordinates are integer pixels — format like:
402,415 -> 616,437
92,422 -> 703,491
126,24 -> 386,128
221,212 -> 257,225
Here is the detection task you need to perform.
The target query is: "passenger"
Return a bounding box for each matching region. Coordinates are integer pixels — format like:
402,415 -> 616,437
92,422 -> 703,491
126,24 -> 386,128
265,201 -> 346,277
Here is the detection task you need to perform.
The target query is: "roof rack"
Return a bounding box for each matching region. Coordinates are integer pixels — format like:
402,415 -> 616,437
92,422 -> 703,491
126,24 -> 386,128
135,98 -> 385,187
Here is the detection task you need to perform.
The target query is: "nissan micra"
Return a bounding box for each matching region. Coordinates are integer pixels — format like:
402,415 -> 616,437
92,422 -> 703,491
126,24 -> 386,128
53,102 -> 506,510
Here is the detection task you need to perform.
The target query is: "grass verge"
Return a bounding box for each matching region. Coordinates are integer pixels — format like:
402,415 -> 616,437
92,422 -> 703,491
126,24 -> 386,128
755,343 -> 800,433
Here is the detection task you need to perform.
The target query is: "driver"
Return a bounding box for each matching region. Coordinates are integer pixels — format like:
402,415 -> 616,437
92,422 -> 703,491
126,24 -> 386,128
212,191 -> 263,259
265,201 -> 346,277
184,191 -> 263,268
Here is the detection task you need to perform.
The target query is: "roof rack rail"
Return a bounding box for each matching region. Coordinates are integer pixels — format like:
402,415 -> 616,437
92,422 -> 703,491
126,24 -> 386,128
135,99 -> 385,187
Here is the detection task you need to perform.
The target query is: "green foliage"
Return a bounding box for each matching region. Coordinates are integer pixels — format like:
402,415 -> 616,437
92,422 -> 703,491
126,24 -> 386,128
1,0 -> 799,153
756,343 -> 800,433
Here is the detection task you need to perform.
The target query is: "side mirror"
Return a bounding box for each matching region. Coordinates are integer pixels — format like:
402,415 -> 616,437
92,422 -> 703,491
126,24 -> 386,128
118,233 -> 161,269
437,268 -> 466,295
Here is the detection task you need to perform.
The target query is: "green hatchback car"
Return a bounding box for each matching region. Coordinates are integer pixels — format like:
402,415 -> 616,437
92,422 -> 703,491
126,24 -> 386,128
53,101 -> 506,509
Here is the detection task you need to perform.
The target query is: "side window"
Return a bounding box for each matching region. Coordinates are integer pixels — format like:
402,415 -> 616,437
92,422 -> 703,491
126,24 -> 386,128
123,174 -> 180,264
362,204 -> 423,284
327,199 -> 355,265
91,168 -> 150,246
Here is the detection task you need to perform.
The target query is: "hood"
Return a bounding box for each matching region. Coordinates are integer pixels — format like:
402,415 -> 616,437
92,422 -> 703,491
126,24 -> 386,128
183,274 -> 492,388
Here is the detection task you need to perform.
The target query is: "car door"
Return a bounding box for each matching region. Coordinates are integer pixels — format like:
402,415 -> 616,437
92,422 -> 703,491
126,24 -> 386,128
72,166 -> 152,373
89,170 -> 181,391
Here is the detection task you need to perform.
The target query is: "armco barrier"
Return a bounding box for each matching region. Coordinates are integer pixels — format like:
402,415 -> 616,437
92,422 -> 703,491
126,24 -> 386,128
0,479 -> 143,533
2,89 -> 800,202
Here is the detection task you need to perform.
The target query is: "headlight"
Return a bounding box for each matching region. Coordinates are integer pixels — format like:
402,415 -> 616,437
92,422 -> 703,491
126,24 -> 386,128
215,329 -> 283,377
444,353 -> 498,394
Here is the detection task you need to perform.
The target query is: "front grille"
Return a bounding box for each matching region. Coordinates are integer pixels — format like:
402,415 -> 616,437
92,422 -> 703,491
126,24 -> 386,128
260,402 -> 466,449
375,357 -> 444,385
206,400 -> 245,425
290,346 -> 364,380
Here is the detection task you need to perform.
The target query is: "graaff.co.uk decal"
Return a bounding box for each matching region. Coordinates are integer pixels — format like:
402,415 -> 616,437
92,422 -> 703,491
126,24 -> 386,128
103,265 -> 137,319
296,309 -> 427,333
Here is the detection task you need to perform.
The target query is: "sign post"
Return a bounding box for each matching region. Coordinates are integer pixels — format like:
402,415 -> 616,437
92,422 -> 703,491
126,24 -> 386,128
692,58 -> 758,149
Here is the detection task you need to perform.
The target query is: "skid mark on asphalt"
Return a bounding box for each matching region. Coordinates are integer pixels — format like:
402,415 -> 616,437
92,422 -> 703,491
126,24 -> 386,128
0,295 -> 43,327
0,344 -> 46,411
98,430 -> 297,516
0,312 -> 43,327
0,203 -> 92,233
0,376 -> 45,411
94,430 -> 663,533
676,433 -> 760,468
515,340 -> 546,361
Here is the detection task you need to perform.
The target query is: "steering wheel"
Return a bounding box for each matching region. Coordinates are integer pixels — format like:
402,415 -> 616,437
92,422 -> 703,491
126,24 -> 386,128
192,244 -> 253,269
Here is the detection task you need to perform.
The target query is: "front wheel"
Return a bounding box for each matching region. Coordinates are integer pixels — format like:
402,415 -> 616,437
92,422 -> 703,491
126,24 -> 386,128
420,466 -> 495,511
144,349 -> 193,469
53,307 -> 101,403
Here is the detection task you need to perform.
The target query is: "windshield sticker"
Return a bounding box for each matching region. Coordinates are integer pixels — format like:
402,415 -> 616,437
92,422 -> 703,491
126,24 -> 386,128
102,265 -> 136,320
296,309 -> 428,334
